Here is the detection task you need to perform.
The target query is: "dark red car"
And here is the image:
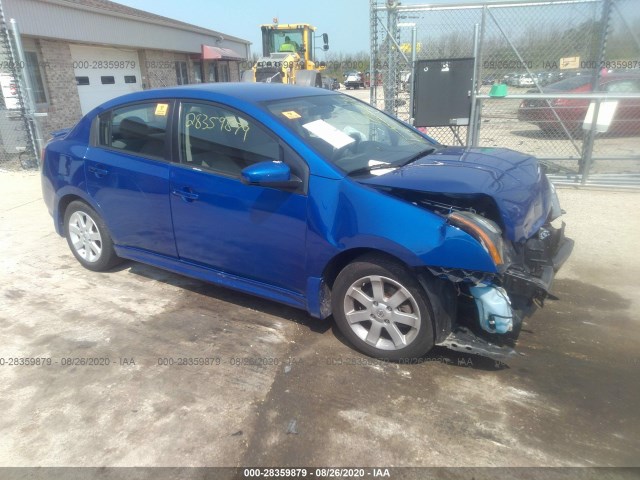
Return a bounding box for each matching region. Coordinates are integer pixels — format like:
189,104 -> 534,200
518,72 -> 640,134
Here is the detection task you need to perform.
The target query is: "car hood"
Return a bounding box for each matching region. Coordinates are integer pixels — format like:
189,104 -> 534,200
356,146 -> 552,242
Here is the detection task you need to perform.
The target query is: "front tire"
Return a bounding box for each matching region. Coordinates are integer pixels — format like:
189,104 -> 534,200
332,255 -> 435,360
64,200 -> 121,272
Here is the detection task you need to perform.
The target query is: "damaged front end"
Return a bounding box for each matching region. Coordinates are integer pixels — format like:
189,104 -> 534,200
357,147 -> 574,360
426,189 -> 574,359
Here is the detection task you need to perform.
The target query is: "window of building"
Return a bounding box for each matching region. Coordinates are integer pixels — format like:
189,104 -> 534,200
215,62 -> 230,83
98,102 -> 170,159
192,62 -> 202,83
207,63 -> 216,82
175,61 -> 189,85
24,50 -> 48,104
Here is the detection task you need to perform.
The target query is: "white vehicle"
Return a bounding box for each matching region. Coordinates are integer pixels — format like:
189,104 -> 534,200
0,73 -> 20,109
344,71 -> 365,89
513,73 -> 534,87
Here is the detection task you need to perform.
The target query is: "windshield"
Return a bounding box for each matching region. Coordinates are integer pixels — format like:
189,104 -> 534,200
264,94 -> 437,175
267,30 -> 304,54
548,75 -> 592,91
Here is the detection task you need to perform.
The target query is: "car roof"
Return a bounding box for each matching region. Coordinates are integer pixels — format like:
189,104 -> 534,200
94,83 -> 337,113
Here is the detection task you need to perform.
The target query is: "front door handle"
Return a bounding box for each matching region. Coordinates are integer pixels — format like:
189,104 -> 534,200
88,165 -> 109,177
171,187 -> 199,202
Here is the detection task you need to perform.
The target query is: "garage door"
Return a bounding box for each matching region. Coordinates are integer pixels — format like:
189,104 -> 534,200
70,44 -> 143,114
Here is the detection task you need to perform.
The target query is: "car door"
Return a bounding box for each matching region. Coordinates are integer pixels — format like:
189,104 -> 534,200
85,100 -> 177,257
169,101 -> 309,293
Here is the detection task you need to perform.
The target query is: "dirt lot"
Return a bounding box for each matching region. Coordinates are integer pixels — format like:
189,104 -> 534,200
357,85 -> 640,176
1,168 -> 639,475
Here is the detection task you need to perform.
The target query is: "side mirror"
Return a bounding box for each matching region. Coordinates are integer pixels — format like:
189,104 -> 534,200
241,161 -> 301,190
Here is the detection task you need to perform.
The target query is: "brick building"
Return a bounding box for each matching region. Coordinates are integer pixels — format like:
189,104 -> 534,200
1,0 -> 250,134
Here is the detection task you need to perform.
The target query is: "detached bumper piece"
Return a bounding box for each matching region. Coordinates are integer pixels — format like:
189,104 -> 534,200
436,327 -> 520,361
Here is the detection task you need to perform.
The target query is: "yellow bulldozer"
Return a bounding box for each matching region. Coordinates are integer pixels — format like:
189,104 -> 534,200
242,21 -> 329,87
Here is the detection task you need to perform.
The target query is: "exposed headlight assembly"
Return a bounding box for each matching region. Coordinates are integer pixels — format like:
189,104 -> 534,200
447,211 -> 507,268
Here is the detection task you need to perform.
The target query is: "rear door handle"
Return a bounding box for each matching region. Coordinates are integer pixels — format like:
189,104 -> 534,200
171,187 -> 199,202
88,165 -> 109,177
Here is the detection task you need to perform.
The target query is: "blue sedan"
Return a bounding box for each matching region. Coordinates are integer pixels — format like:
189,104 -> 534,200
41,83 -> 573,360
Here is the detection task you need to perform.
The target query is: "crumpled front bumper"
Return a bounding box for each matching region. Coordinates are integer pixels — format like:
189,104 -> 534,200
502,221 -> 574,311
435,221 -> 574,361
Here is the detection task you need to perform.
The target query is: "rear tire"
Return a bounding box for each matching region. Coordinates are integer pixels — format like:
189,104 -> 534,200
64,200 -> 121,272
331,255 -> 435,360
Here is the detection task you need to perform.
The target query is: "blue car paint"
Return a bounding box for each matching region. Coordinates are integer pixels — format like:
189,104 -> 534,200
41,83 -> 548,320
41,140 -> 89,233
357,146 -> 551,242
303,175 -> 498,277
169,164 -> 309,294
241,161 -> 293,184
85,146 -> 177,257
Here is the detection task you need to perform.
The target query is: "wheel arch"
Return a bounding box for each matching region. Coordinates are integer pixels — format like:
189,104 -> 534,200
55,191 -> 99,236
321,248 -> 457,343
324,247 -> 425,288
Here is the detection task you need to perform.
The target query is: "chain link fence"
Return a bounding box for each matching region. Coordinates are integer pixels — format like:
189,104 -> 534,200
0,0 -> 40,170
370,0 -> 640,185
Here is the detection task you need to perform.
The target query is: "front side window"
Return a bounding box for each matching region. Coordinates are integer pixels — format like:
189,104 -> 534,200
98,102 -> 170,159
179,102 -> 280,177
264,94 -> 436,175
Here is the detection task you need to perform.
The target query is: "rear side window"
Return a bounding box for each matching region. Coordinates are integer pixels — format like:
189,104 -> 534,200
98,102 -> 170,159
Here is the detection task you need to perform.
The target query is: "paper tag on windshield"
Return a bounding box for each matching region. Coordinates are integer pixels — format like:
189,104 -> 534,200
282,111 -> 301,119
302,120 -> 355,149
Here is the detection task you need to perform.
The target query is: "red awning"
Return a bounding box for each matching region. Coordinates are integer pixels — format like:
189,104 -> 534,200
201,45 -> 245,61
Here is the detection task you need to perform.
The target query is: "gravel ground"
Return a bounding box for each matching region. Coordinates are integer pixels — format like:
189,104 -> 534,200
1,154 -> 639,475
